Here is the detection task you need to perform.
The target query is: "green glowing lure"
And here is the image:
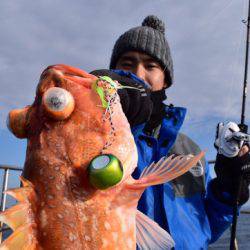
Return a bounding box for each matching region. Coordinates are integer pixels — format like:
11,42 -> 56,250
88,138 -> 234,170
88,154 -> 123,190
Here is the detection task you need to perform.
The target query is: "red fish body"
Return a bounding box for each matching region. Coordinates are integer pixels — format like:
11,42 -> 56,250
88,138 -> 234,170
2,65 -> 204,250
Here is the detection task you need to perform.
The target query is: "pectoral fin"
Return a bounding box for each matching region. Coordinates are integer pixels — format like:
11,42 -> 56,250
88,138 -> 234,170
0,177 -> 38,250
127,152 -> 204,190
136,210 -> 174,250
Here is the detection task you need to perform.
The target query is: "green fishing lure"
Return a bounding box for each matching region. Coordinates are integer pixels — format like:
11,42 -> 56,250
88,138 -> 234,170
92,75 -> 140,109
92,76 -> 117,109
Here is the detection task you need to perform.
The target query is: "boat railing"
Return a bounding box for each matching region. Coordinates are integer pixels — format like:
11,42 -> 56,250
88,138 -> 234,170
0,161 -> 249,244
0,164 -> 22,242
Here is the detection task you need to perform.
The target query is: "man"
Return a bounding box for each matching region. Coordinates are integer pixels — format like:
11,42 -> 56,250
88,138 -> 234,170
92,15 -> 250,249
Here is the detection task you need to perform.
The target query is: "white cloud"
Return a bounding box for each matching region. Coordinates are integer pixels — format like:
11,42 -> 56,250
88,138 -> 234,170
1,0 -> 250,215
0,0 -> 249,132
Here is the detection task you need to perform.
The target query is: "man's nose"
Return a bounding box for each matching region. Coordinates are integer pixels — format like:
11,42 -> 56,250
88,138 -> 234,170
134,64 -> 146,82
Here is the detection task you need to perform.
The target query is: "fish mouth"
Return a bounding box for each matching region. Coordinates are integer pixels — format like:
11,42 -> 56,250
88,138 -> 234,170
7,106 -> 30,138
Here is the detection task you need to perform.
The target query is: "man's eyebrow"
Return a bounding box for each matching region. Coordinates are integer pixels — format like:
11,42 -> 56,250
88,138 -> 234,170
119,55 -> 137,62
144,58 -> 159,63
119,54 -> 160,65
141,55 -> 159,63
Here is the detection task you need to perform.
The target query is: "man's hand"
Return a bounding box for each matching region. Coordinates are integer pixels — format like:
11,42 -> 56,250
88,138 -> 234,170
212,122 -> 250,205
239,145 -> 250,157
90,69 -> 153,127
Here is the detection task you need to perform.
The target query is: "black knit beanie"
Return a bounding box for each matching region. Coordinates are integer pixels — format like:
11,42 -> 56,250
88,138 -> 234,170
109,15 -> 174,87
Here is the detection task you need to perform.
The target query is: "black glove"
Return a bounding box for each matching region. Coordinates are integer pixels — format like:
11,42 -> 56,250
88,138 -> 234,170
90,69 -> 153,127
211,152 -> 250,206
143,89 -> 167,135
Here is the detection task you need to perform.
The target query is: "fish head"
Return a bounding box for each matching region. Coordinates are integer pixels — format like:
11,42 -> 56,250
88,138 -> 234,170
7,64 -> 138,187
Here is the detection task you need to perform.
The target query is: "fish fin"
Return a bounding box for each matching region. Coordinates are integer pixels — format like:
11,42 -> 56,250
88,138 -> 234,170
5,186 -> 34,203
136,210 -> 174,250
0,177 -> 38,249
0,204 -> 29,230
0,224 -> 37,250
127,152 -> 204,190
19,176 -> 34,188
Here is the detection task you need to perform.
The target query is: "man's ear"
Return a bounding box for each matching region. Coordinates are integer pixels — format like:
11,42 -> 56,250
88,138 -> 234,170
163,81 -> 169,89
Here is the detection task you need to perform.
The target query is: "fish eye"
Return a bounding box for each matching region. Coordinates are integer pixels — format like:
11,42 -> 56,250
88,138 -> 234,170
42,87 -> 75,120
88,154 -> 123,190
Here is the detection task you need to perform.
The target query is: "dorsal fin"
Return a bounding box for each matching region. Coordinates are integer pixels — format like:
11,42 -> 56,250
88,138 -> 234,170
19,176 -> 34,188
0,203 -> 29,230
0,224 -> 37,250
0,177 -> 38,250
5,186 -> 34,202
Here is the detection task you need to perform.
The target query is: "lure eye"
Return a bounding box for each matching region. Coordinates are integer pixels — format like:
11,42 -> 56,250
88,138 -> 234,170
42,87 -> 75,120
88,154 -> 123,190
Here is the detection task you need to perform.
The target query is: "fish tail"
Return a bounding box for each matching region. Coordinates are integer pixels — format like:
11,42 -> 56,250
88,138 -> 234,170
0,176 -> 38,250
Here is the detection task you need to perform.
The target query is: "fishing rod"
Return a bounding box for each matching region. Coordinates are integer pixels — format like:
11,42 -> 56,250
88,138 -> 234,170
230,0 -> 250,249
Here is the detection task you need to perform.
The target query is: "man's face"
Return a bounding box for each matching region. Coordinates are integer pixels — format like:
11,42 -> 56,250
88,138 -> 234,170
115,51 -> 168,91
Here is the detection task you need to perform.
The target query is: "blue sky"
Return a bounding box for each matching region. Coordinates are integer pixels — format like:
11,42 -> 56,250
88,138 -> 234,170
0,0 -> 250,208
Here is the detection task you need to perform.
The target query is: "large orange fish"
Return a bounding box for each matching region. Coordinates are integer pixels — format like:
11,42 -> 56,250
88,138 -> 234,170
2,64 -> 203,250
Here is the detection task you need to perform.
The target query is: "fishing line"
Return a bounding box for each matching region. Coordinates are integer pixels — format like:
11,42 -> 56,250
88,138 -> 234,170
223,0 -> 247,122
176,0 -> 235,45
184,117 -> 217,128
230,0 -> 250,247
178,0 -> 246,133
195,0 -> 235,33
181,117 -> 218,132
162,0 -> 237,96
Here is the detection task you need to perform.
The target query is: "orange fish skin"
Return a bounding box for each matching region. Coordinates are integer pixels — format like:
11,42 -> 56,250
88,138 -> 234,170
5,64 -> 204,250
19,64 -> 138,250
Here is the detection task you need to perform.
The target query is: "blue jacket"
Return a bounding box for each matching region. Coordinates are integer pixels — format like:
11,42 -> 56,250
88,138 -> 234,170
131,105 -> 234,250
